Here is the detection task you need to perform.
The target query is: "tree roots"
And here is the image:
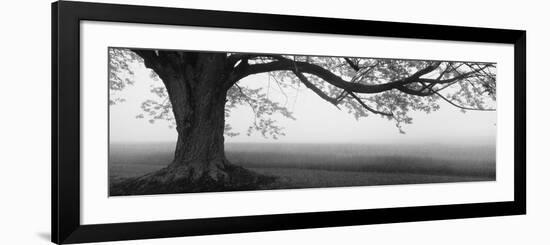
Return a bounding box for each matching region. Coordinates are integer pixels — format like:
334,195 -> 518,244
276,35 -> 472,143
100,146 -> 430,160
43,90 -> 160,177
110,160 -> 277,196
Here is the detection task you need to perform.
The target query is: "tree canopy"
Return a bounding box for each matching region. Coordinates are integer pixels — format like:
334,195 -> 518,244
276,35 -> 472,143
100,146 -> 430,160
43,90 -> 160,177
109,48 -> 496,137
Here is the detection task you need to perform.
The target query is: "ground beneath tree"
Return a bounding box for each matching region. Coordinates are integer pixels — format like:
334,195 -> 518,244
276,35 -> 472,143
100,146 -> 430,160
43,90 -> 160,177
110,164 -> 279,196
109,166 -> 492,196
108,142 -> 495,196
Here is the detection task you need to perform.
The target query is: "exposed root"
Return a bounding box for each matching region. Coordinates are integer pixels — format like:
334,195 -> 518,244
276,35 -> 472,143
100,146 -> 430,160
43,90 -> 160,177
110,160 -> 277,196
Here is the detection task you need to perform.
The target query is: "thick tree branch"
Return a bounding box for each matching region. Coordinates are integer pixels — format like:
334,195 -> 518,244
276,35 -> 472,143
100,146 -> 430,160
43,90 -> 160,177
291,71 -> 340,108
396,86 -> 436,97
235,59 -> 441,94
226,54 -> 257,71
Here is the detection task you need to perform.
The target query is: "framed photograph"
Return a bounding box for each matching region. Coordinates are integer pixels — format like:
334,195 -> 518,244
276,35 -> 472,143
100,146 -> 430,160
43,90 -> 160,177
52,1 -> 526,244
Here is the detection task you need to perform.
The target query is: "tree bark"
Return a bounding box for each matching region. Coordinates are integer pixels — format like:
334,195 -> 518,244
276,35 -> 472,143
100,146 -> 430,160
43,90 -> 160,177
164,52 -> 229,179
110,51 -> 275,195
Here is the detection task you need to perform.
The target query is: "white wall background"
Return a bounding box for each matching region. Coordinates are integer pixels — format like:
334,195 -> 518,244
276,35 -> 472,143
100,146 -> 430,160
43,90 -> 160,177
0,0 -> 547,244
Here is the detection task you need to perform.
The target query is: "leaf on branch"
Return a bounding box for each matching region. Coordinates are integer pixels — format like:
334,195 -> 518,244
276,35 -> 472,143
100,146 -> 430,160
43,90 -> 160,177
227,84 -> 296,139
109,48 -> 156,106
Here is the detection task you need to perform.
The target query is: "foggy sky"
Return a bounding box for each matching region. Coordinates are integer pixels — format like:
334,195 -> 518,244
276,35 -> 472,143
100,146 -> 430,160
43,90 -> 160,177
109,60 -> 496,145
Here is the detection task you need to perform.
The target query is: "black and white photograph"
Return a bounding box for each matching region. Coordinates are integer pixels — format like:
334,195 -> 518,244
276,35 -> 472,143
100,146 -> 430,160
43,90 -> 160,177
108,48 -> 497,196
3,0 -> 547,244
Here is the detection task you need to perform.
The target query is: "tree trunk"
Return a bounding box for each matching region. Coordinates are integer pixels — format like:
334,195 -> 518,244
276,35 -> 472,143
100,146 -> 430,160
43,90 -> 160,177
111,52 -> 275,195
166,53 -> 229,180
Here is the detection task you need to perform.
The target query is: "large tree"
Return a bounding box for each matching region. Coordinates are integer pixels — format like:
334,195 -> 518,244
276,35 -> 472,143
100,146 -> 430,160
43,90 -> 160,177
109,48 -> 496,195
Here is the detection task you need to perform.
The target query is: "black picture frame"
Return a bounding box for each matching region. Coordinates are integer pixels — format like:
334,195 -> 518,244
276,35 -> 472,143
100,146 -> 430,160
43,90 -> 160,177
52,1 -> 526,244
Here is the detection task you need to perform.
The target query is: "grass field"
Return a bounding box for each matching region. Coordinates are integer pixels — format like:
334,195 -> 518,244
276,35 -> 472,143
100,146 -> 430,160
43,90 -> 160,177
109,142 -> 496,190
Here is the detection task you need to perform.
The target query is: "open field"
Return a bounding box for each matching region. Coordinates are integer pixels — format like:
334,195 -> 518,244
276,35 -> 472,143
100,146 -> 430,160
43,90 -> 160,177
109,142 -> 496,190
